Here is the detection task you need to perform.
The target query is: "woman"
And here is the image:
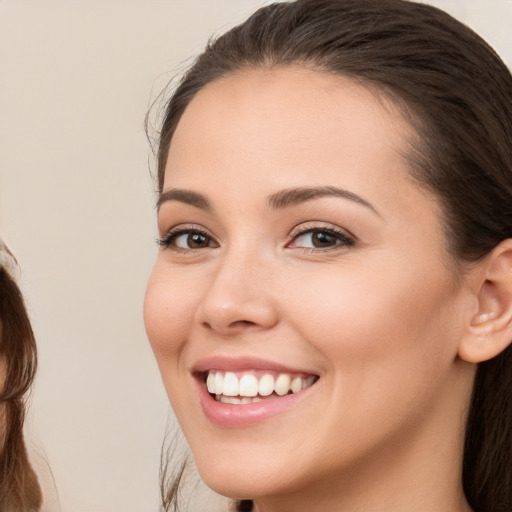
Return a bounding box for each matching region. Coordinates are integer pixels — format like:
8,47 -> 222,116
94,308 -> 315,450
144,1 -> 512,511
0,241 -> 42,511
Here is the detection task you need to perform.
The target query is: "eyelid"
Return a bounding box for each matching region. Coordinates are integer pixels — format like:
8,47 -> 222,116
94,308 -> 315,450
286,222 -> 356,249
289,221 -> 355,239
157,223 -> 218,250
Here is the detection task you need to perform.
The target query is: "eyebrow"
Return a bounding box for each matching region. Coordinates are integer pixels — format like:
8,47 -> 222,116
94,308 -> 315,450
157,189 -> 211,211
157,185 -> 378,216
268,186 -> 379,215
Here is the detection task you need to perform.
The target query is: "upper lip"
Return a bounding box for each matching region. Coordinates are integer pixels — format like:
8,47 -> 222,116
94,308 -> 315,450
192,356 -> 319,376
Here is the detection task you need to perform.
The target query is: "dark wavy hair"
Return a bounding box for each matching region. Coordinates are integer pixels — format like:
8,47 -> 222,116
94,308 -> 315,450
151,1 -> 512,510
0,246 -> 42,511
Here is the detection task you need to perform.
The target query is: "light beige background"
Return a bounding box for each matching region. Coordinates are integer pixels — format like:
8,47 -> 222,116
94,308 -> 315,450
0,1 -> 511,511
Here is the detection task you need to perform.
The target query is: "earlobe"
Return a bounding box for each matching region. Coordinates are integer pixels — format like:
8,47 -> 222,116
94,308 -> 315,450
458,239 -> 512,364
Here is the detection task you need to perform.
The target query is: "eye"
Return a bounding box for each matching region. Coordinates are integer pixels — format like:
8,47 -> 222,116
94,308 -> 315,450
158,227 -> 218,250
288,227 -> 354,250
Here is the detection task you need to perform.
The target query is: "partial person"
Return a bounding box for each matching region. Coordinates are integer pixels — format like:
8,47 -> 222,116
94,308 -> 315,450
0,241 -> 42,511
144,1 -> 512,511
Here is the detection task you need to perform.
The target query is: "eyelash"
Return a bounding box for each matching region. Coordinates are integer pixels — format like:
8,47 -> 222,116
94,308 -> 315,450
157,224 -> 355,252
287,225 -> 355,251
157,225 -> 215,251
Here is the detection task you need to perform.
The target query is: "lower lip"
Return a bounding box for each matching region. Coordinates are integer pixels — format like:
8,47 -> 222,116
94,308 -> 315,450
197,379 -> 314,428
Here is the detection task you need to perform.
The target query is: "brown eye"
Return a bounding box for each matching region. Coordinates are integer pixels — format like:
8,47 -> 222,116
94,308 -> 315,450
159,229 -> 218,250
310,231 -> 338,248
289,228 -> 354,250
184,232 -> 211,248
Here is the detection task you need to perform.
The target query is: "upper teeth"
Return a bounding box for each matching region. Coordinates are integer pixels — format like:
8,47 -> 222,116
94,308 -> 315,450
206,371 -> 316,398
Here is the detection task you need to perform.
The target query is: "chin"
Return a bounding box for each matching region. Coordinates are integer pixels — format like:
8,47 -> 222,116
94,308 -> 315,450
199,468 -> 258,500
194,452 -> 289,500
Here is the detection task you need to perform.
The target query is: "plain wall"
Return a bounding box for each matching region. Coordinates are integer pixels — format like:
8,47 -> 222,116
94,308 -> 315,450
0,1 -> 511,511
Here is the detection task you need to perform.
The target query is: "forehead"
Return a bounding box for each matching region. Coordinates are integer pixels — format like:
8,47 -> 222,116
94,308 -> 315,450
166,67 -> 416,190
164,68 -> 433,231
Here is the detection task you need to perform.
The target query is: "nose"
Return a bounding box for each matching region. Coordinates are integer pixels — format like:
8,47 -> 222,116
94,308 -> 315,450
195,251 -> 279,336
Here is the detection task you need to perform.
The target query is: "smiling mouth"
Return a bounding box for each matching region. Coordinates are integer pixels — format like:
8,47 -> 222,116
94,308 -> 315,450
204,370 -> 318,405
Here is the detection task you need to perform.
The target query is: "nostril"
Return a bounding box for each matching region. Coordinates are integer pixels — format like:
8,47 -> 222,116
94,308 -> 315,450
229,320 -> 257,328
196,296 -> 278,333
200,319 -> 257,332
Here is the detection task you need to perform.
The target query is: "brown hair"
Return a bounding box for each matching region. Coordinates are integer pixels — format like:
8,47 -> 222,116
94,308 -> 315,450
0,247 -> 42,511
152,1 -> 512,510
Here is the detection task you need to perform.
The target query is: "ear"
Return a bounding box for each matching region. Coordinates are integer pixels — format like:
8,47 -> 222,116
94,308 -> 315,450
458,239 -> 512,363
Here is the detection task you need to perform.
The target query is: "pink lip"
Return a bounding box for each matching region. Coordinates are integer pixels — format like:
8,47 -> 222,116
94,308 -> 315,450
192,357 -> 319,428
196,381 -> 314,428
192,356 -> 316,375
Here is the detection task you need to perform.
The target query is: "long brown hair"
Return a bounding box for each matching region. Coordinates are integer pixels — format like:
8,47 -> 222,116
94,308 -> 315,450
152,1 -> 512,510
0,245 -> 42,511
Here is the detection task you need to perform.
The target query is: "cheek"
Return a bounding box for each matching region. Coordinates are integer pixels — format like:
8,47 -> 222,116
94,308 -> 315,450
282,261 -> 460,390
275,264 -> 463,464
143,267 -> 197,363
144,268 -> 204,420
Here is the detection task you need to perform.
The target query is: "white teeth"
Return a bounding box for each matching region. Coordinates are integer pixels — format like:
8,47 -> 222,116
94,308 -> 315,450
215,372 -> 224,393
258,374 -> 274,396
206,370 -> 317,401
274,374 -> 291,396
220,396 -> 240,404
304,376 -> 315,387
239,374 -> 259,397
223,372 -> 239,396
218,395 -> 263,404
291,376 -> 303,393
206,373 -> 215,393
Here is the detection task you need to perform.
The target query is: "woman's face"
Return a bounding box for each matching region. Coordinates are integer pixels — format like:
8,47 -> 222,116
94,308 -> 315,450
144,68 -> 475,506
